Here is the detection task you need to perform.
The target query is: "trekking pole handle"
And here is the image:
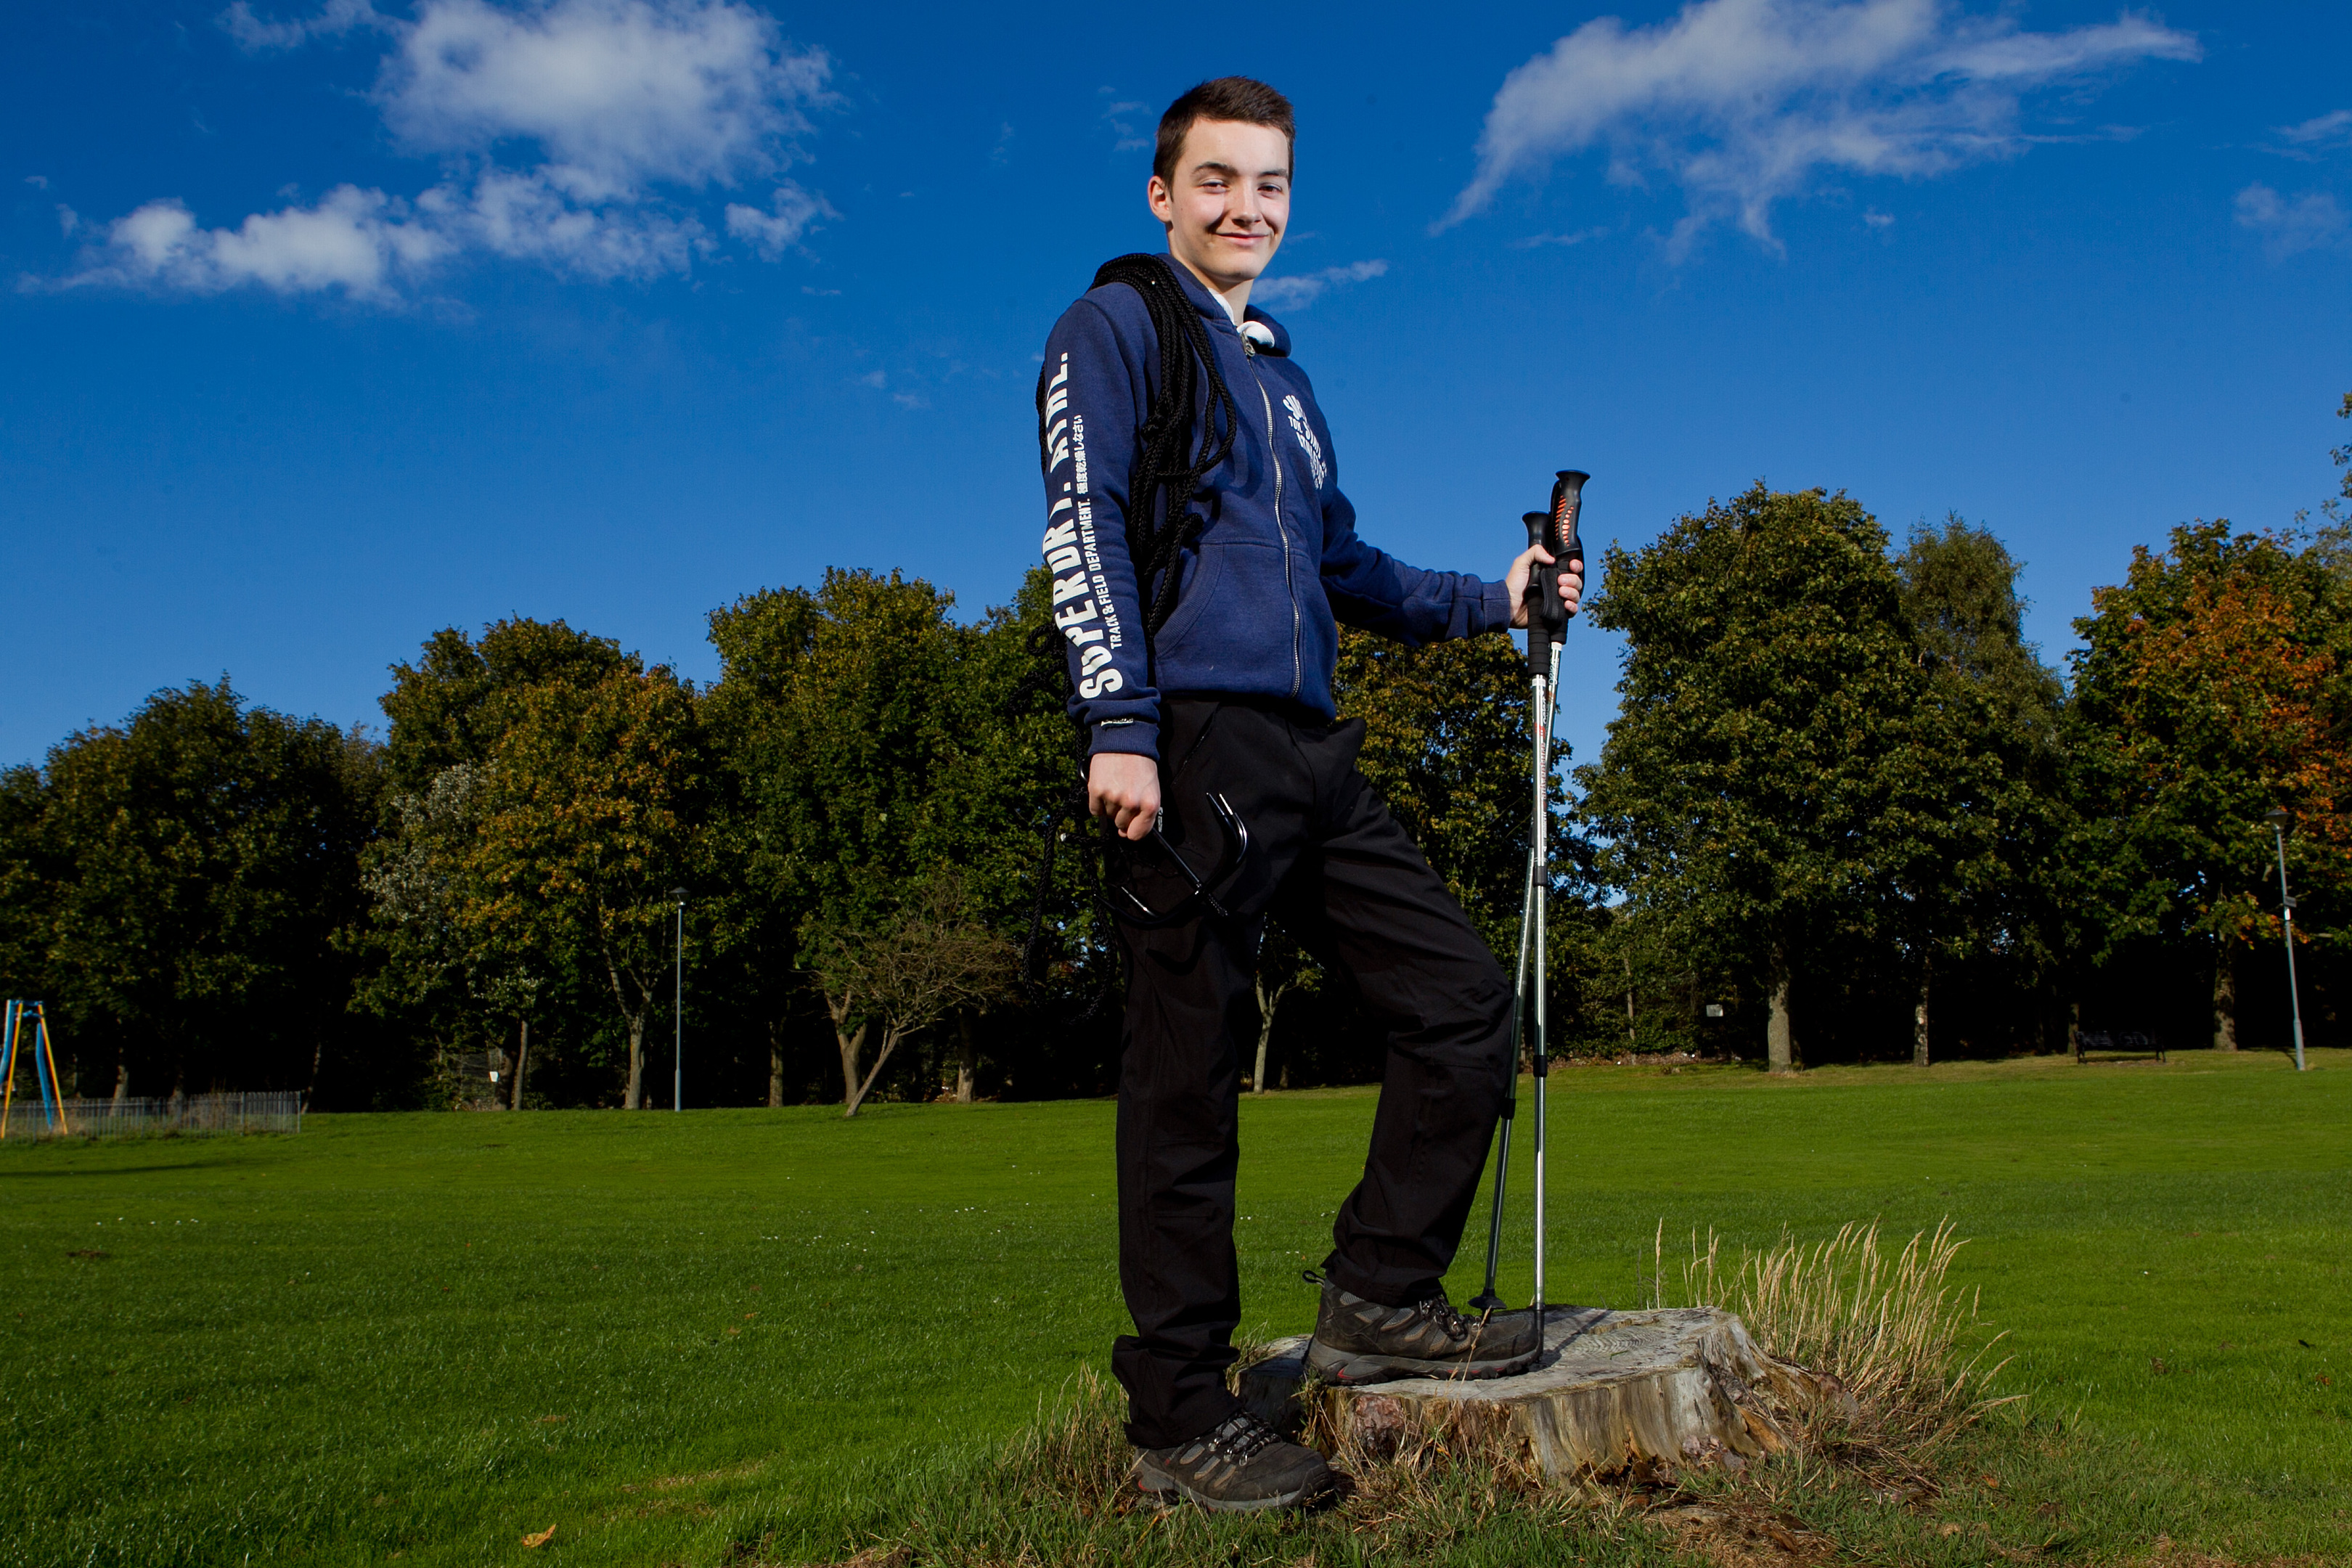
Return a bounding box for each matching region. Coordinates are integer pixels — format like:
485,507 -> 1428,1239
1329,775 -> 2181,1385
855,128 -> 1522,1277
1549,470 -> 1588,600
1522,513 -> 1564,678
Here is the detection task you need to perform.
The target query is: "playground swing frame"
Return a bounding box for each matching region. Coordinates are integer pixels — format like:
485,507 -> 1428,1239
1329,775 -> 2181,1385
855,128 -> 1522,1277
1,1000 -> 71,1138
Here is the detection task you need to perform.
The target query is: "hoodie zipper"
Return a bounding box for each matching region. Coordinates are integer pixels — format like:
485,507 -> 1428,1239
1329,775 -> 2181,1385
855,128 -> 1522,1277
1241,333 -> 1302,701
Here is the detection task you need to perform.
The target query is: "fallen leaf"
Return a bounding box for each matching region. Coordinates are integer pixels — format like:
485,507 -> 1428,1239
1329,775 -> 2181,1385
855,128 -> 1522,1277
1940,1523 -> 1964,1537
1981,1474 -> 2001,1488
522,1524 -> 555,1548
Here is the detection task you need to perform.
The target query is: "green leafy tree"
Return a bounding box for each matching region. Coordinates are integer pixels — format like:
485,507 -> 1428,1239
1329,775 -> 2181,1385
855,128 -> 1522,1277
379,619 -> 634,794
1577,484 -> 1924,1072
808,872 -> 1016,1117
28,679 -> 380,1097
704,585 -> 825,1106
1887,516 -> 2067,1063
462,664 -> 709,1108
1334,626 -> 1558,959
2067,519 -> 2350,1048
724,570 -> 966,1108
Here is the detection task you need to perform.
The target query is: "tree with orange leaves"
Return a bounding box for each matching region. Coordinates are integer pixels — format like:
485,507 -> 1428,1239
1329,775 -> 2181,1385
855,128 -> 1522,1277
2067,518 -> 2351,1048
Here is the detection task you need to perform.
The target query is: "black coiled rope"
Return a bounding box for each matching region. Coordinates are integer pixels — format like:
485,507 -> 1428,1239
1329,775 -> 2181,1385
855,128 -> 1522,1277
1084,253 -> 1241,640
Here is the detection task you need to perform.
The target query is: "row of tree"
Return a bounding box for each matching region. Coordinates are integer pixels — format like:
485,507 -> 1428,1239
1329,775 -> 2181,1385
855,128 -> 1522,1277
4,401 -> 2345,1105
1581,491 -> 2348,1069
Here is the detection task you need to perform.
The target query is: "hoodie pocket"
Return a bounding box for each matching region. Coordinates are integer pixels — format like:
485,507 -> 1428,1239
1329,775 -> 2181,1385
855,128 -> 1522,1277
1153,537 -> 1292,685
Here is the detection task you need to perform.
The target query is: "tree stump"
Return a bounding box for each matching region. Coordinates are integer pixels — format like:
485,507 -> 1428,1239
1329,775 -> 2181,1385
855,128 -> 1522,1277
1236,1306 -> 1850,1477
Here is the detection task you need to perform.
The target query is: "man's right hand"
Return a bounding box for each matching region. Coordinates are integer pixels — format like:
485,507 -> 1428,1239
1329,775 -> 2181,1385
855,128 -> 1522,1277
1089,751 -> 1162,842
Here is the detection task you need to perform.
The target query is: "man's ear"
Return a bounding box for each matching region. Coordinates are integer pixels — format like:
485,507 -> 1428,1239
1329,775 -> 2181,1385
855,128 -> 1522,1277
1146,175 -> 1172,224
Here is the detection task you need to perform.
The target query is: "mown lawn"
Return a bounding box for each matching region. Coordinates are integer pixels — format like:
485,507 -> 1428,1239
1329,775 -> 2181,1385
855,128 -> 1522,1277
1,1049 -> 2344,1567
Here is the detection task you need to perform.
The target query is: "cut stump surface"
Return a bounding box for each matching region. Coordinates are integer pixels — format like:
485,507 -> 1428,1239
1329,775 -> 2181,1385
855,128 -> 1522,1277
1238,1306 -> 1847,1477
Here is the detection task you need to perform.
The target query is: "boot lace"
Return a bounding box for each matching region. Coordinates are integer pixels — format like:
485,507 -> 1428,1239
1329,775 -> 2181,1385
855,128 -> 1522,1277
1413,1292 -> 1473,1342
1202,1411 -> 1279,1463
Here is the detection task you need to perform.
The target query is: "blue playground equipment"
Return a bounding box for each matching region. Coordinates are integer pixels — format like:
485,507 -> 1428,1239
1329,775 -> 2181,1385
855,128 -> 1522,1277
1,1000 -> 70,1138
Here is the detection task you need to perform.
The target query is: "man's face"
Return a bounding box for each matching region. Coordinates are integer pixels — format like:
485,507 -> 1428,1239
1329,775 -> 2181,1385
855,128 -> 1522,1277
1147,118 -> 1291,293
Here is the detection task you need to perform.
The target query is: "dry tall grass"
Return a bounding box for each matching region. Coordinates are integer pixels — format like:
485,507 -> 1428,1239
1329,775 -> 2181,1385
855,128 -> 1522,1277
1673,1218 -> 2014,1449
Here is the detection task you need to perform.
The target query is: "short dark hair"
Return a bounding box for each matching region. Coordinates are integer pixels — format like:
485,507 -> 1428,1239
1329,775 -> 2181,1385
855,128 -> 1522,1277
1153,77 -> 1295,187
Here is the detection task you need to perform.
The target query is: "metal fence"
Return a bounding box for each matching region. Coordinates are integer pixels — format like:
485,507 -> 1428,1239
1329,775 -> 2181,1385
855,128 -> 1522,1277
1,1090 -> 305,1142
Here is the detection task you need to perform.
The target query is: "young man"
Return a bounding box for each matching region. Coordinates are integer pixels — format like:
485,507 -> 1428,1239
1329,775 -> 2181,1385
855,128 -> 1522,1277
1034,77 -> 1582,1511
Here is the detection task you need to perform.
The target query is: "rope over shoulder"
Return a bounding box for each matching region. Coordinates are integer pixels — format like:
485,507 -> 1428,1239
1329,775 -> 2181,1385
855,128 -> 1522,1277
1085,253 -> 1241,645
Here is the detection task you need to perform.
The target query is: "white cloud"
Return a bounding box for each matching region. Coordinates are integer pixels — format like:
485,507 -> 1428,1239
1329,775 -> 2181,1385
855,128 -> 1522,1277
2277,109 -> 2352,152
1252,258 -> 1387,311
219,0 -> 384,51
53,0 -> 833,300
724,181 -> 828,258
24,174 -> 48,189
1863,208 -> 1895,227
381,0 -> 828,197
422,168 -> 703,277
1511,226 -> 1608,249
2235,184 -> 2351,261
62,187 -> 449,297
1099,90 -> 1151,154
1445,0 -> 2199,252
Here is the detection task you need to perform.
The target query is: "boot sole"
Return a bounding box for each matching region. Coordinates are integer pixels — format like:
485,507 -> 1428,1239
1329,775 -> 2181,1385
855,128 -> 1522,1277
1132,1459 -> 1338,1513
1304,1336 -> 1540,1386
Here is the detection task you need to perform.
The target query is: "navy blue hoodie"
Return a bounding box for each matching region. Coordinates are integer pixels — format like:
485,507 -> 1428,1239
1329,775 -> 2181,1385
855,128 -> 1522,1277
1037,256 -> 1513,761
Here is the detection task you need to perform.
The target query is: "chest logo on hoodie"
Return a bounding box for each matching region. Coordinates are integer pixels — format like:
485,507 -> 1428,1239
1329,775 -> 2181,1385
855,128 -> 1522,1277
1283,394 -> 1328,491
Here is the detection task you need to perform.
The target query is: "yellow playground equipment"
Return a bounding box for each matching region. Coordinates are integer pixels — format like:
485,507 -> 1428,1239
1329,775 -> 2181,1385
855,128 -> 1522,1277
1,1000 -> 70,1138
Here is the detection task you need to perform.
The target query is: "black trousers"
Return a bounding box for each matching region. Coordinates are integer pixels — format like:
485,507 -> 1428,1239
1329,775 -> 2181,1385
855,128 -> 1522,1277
1108,696 -> 1515,1449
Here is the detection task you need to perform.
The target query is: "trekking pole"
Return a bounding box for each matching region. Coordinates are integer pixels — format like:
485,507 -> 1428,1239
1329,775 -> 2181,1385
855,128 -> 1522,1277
1471,847 -> 1538,1314
1524,471 -> 1587,1339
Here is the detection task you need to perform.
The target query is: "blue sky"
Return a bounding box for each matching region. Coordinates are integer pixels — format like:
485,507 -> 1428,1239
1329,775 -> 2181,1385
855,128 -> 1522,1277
4,0 -> 2348,773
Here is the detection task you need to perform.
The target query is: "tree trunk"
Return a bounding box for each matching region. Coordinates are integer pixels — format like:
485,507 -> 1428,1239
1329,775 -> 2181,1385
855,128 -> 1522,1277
2212,944 -> 2239,1051
836,1017 -> 870,1114
513,1020 -> 529,1111
1238,1307 -> 1851,1479
2069,1000 -> 2082,1063
602,950 -> 654,1109
955,1011 -> 976,1104
1912,958 -> 1931,1069
1251,974 -> 1289,1095
767,1018 -> 785,1108
1765,948 -> 1799,1074
625,1013 -> 645,1108
843,1022 -> 907,1119
1624,952 -> 1636,1045
110,1048 -> 128,1105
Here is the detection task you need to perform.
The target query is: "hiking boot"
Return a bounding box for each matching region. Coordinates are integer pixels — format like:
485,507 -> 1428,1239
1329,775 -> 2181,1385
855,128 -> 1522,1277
1132,1410 -> 1342,1512
1303,1273 -> 1543,1385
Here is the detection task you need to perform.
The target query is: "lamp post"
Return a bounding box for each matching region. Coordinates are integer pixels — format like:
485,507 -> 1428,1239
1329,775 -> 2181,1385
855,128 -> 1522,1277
670,888 -> 689,1110
2263,810 -> 2306,1073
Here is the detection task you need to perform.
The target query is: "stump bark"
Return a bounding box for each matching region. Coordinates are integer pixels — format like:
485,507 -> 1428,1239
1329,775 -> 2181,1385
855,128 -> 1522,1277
1237,1306 -> 1850,1478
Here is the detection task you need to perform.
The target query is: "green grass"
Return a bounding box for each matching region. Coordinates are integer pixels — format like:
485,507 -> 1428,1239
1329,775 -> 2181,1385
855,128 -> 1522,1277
2,1049 -> 2345,1567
